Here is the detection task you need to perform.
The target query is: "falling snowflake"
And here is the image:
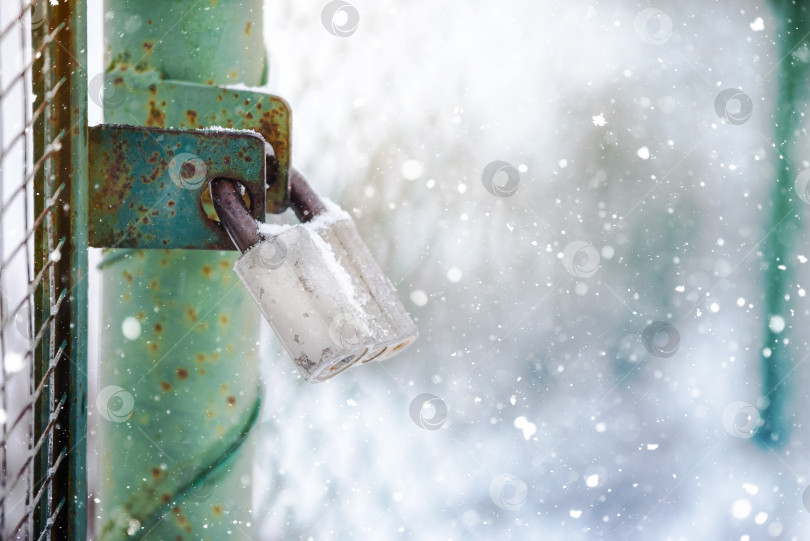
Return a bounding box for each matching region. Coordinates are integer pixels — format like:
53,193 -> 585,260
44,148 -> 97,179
592,113 -> 606,126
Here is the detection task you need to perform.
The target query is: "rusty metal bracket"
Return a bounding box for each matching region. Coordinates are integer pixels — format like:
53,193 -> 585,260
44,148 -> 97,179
88,124 -> 267,250
100,68 -> 291,214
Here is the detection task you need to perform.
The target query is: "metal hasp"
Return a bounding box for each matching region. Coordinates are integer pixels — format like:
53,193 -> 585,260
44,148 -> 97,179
88,125 -> 267,249
101,70 -> 291,214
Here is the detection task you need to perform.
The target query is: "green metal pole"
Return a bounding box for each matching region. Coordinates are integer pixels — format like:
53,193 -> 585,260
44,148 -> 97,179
757,0 -> 810,446
97,2 -> 265,539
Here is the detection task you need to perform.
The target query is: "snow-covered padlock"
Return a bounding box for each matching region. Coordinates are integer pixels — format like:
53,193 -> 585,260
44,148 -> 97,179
287,170 -> 418,364
210,171 -> 417,382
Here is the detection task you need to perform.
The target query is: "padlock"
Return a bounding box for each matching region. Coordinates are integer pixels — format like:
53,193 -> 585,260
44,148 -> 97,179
287,170 -> 418,364
211,172 -> 417,382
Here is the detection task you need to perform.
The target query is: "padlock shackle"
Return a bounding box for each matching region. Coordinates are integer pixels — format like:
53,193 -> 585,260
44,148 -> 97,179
210,178 -> 263,253
289,168 -> 327,223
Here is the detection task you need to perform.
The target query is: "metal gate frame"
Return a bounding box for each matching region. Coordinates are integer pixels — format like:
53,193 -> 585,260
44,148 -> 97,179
0,0 -> 88,539
34,1 -> 88,538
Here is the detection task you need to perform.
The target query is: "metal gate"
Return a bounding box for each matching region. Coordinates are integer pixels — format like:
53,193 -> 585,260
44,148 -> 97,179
0,1 -> 88,539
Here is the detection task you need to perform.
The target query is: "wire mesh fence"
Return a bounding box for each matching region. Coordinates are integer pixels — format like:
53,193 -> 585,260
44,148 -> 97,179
0,1 -> 86,539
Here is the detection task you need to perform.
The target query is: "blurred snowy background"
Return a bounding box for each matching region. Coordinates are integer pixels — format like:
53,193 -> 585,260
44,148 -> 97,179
84,0 -> 810,539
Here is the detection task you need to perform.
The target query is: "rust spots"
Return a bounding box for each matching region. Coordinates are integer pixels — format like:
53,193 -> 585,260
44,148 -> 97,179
245,21 -> 251,35
186,307 -> 198,323
229,71 -> 238,80
176,367 -> 189,379
185,109 -> 198,127
149,342 -> 159,354
206,409 -> 214,420
151,467 -> 162,479
161,493 -> 171,504
147,89 -> 166,127
123,270 -> 134,284
160,381 -> 172,392
160,258 -> 168,267
218,314 -> 229,326
147,19 -> 153,25
218,260 -> 231,269
154,323 -> 163,334
122,292 -> 131,302
167,200 -> 175,208
141,216 -> 150,225
196,353 -> 206,363
143,41 -> 154,52
227,396 -> 236,407
220,383 -> 228,393
149,279 -> 161,290
199,368 -> 206,375
202,265 -> 213,278
212,504 -> 224,516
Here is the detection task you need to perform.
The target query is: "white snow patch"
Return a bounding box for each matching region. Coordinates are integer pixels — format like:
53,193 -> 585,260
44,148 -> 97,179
750,17 -> 765,32
637,146 -> 650,160
122,317 -> 141,340
4,352 -> 23,374
410,290 -> 428,307
401,159 -> 424,180
514,416 -> 536,440
592,113 -> 606,126
256,197 -> 351,237
731,499 -> 751,519
768,315 -> 785,334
